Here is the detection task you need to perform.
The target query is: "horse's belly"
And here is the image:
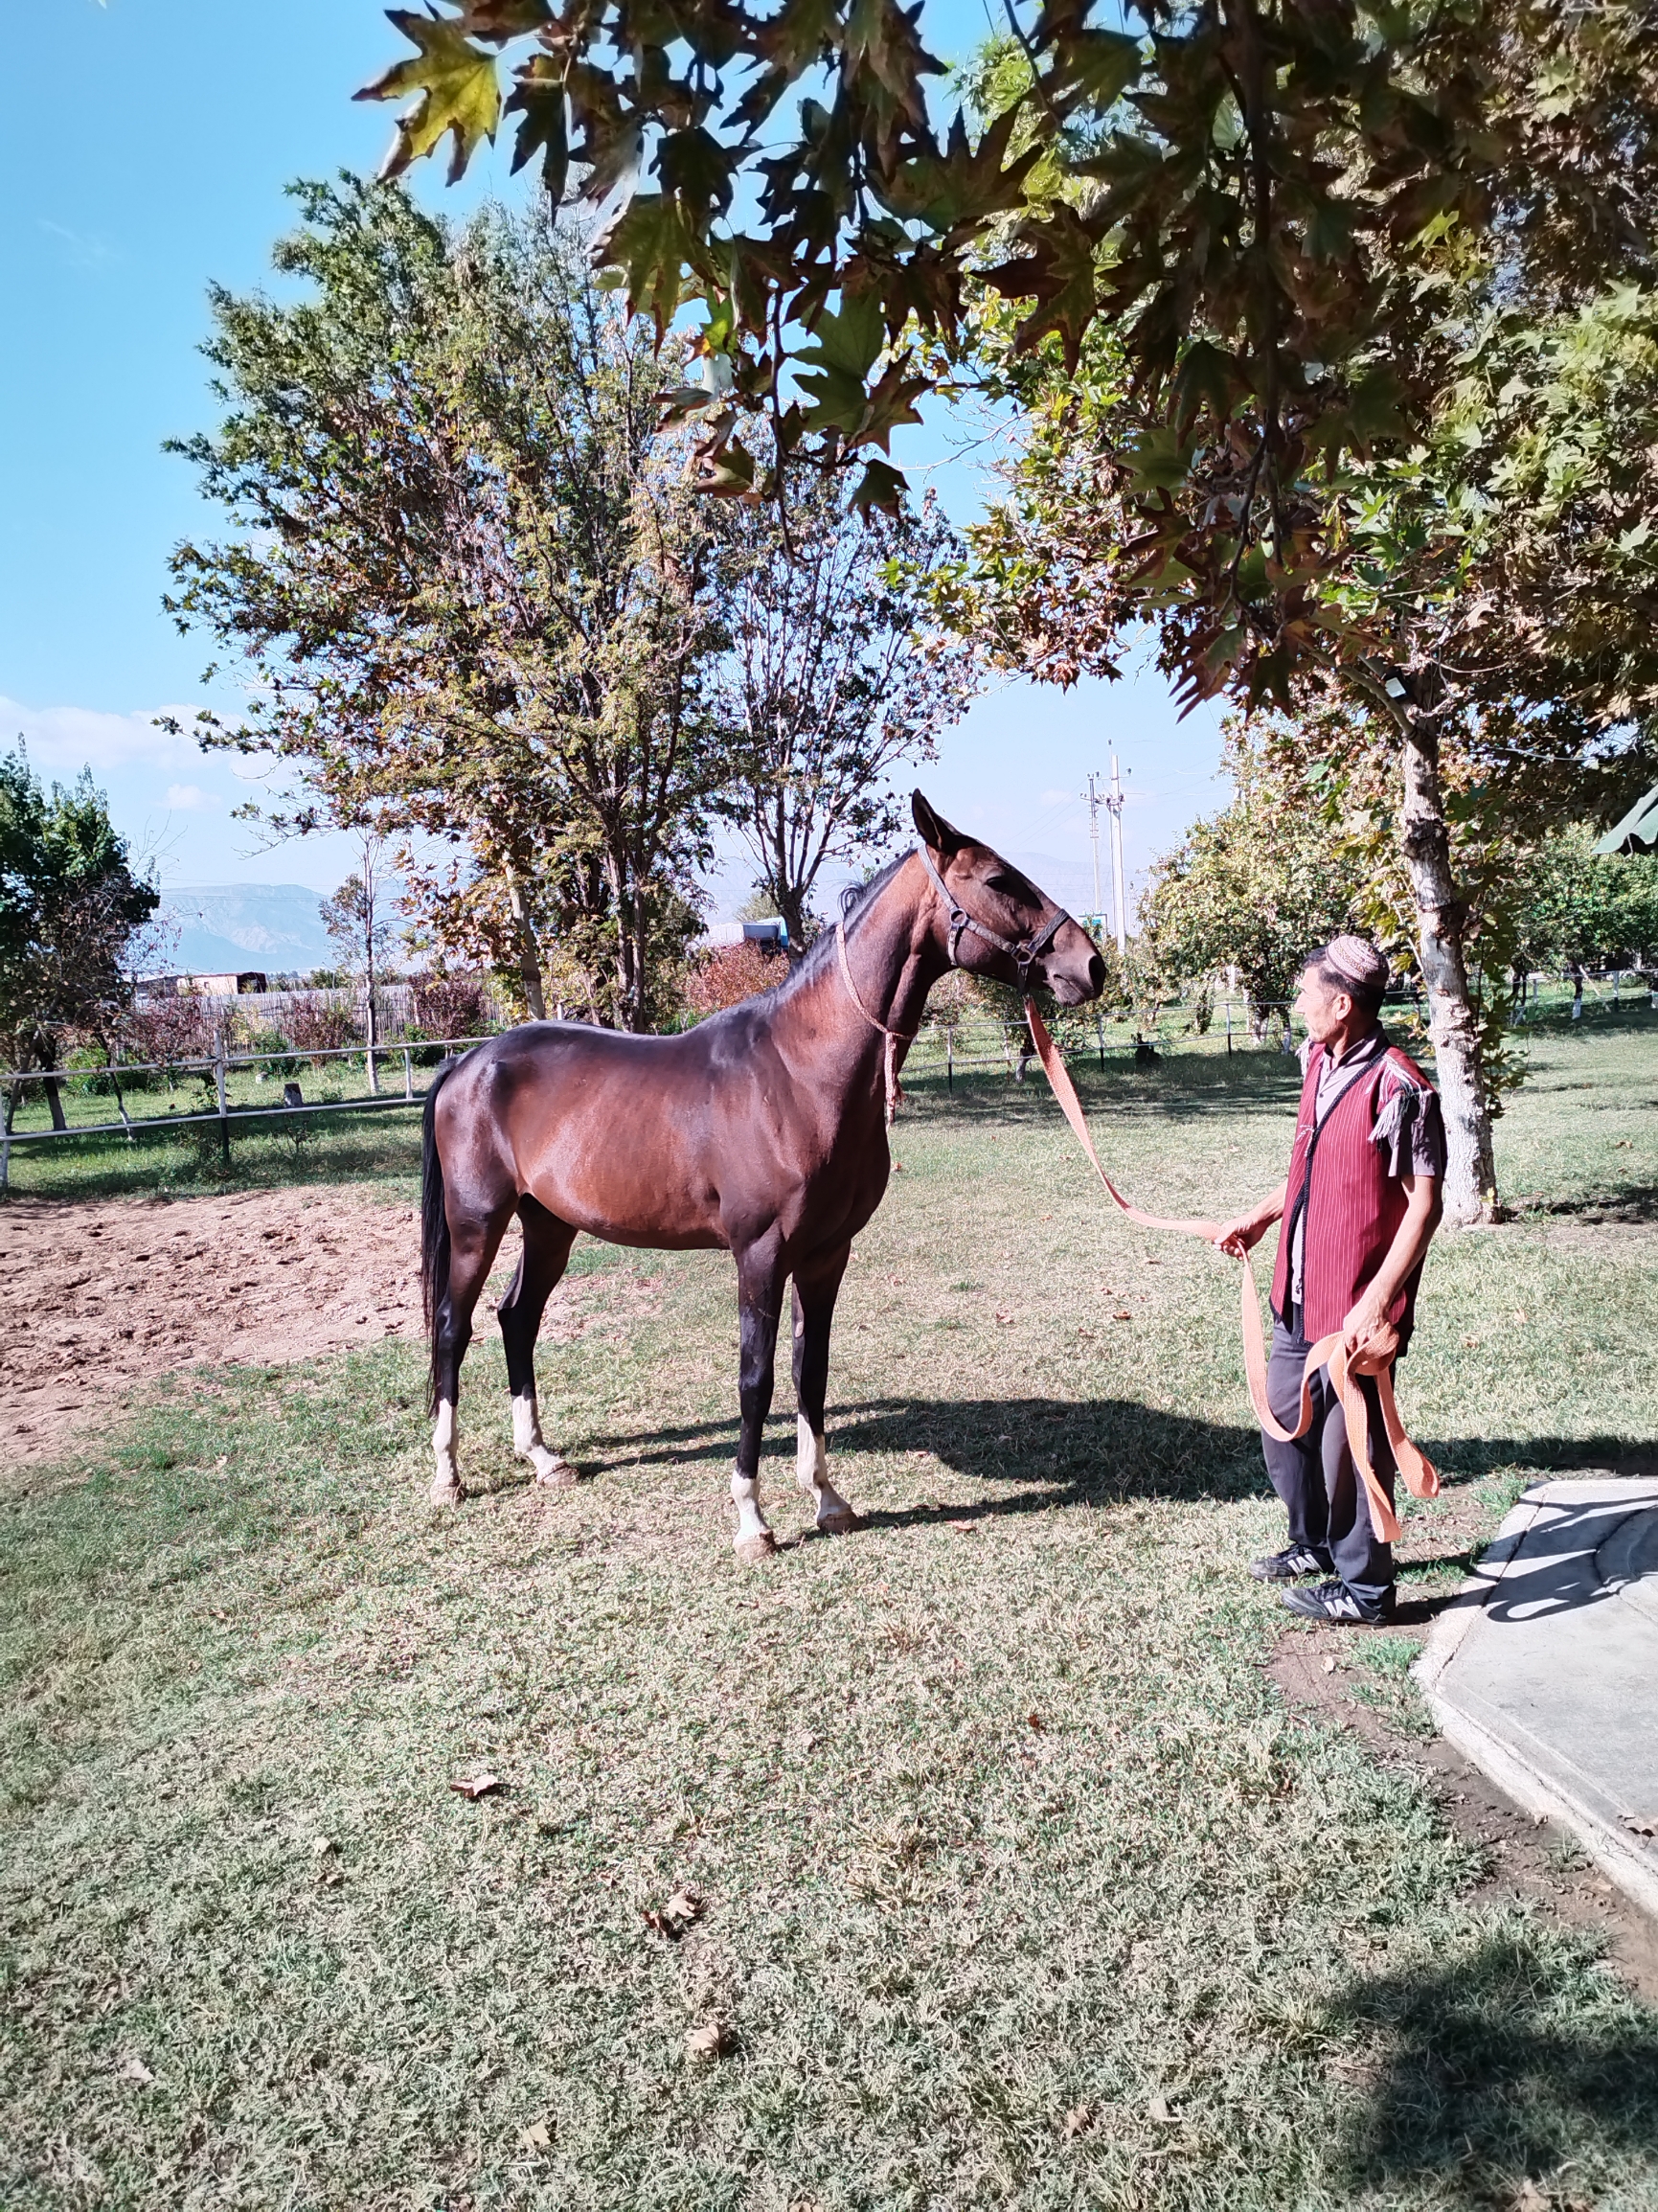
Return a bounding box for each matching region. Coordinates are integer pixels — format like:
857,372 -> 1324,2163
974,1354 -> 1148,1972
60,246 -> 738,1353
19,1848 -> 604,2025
511,1085 -> 725,1248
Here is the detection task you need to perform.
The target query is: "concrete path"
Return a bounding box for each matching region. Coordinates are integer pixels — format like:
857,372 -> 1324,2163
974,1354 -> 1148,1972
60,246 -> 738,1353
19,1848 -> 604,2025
1415,1476 -> 1658,1920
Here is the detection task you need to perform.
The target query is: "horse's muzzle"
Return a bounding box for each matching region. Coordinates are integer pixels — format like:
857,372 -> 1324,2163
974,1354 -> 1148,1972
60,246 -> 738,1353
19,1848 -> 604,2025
1043,928 -> 1106,1006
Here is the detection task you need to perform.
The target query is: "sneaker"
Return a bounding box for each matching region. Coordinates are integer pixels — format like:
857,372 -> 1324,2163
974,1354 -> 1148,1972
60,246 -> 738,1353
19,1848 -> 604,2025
1248,1543 -> 1333,1584
1282,1580 -> 1397,1626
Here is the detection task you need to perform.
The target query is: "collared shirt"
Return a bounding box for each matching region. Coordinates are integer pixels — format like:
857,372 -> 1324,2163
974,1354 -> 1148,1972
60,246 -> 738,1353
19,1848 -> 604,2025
1288,1024 -> 1445,1309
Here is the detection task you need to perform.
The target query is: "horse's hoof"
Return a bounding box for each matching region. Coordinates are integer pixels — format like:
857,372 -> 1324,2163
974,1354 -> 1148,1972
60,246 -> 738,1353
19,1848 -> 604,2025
734,1532 -> 778,1566
535,1463 -> 579,1490
430,1478 -> 466,1508
816,1508 -> 856,1537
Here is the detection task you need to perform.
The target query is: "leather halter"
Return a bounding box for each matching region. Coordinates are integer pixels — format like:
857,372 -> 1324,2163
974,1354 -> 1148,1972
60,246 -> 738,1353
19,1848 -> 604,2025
916,844 -> 1072,990
834,845 -> 1077,1127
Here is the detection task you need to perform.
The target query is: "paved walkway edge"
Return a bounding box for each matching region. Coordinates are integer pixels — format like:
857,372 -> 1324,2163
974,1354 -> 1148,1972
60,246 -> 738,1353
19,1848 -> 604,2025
1414,1490 -> 1658,1923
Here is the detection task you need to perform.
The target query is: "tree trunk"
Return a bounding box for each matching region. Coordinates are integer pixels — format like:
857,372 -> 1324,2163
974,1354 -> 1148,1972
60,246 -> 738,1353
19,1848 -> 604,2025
1397,699 -> 1498,1225
503,863 -> 547,1021
365,948 -> 380,1094
38,1040 -> 67,1132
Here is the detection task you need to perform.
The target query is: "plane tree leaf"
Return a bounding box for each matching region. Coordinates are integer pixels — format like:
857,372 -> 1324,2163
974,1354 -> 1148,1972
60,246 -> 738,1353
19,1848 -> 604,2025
356,11 -> 503,185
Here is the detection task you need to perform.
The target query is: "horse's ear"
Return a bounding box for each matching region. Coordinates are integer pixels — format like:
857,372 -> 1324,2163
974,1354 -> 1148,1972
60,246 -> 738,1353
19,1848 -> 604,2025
912,789 -> 967,855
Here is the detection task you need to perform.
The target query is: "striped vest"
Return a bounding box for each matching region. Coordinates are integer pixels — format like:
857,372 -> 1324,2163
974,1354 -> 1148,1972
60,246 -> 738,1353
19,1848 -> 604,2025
1269,1039 -> 1435,1344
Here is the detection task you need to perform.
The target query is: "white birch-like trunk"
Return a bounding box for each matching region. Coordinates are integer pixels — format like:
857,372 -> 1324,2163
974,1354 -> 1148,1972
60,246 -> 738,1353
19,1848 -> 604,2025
1397,703 -> 1498,1225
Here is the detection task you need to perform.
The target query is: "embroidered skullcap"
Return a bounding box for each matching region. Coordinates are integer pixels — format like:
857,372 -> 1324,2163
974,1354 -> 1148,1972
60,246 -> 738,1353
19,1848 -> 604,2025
1317,934 -> 1390,994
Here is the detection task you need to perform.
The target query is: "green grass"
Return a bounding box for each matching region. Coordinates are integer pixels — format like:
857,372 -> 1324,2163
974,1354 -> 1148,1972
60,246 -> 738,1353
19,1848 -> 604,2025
3,1031 -> 1657,2208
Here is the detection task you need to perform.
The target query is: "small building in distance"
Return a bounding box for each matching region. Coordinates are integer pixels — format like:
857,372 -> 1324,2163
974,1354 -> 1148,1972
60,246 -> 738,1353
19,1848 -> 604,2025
693,919 -> 788,955
136,970 -> 269,1000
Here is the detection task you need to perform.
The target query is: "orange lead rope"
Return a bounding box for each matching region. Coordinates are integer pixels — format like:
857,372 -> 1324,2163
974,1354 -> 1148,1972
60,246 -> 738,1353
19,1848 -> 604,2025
1023,1000 -> 1438,1545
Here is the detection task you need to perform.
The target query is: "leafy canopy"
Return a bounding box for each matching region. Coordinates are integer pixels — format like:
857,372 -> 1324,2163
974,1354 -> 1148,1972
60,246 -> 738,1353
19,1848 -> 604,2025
359,0 -> 1655,704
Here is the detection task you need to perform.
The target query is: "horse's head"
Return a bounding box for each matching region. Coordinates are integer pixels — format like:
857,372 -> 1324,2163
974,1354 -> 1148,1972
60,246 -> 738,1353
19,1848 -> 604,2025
912,791 -> 1105,1007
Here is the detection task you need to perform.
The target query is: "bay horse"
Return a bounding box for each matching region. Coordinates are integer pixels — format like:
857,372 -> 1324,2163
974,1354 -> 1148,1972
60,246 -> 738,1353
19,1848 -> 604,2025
420,792 -> 1104,1559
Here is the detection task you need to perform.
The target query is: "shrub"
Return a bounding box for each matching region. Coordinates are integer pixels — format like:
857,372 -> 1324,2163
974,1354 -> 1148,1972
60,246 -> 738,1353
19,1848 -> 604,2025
410,971 -> 496,1044
283,992 -> 359,1061
118,996 -> 218,1083
683,942 -> 783,1019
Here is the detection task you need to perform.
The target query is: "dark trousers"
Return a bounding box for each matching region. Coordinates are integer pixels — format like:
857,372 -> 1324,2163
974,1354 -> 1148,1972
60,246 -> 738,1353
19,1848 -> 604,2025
1262,1314 -> 1397,1605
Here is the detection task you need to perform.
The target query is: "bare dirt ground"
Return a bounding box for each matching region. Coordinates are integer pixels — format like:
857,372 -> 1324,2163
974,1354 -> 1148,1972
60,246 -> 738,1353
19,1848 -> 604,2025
0,1188 -> 424,1467
0,1187 -> 662,1470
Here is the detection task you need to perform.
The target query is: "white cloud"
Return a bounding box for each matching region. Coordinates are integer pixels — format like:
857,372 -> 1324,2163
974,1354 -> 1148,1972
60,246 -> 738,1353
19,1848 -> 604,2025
164,782 -> 220,812
0,696 -> 204,776
38,217 -> 119,271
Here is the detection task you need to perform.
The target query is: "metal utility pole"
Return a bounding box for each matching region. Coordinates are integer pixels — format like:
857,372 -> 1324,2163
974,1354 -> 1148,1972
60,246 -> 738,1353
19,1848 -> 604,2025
1082,771 -> 1104,921
1105,752 -> 1127,955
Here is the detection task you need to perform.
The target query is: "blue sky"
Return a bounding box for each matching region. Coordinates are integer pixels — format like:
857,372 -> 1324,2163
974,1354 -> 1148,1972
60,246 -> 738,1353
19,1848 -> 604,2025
1,0 -> 1225,910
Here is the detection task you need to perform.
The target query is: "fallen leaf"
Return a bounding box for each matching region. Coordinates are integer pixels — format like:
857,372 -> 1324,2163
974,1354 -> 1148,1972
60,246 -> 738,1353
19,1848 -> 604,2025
1513,1309 -> 1529,1324
994,1310 -> 1016,1325
1027,1712 -> 1045,1732
450,1771 -> 503,1800
1322,1655 -> 1338,1674
643,1888 -> 704,1937
946,1519 -> 977,1533
1113,1311 -> 1133,1321
1040,1211 -> 1053,1220
1147,2091 -> 1175,2123
1460,1334 -> 1481,1350
311,1836 -> 337,1857
1512,2181 -> 1549,2212
1062,2102 -> 1095,2139
685,2018 -> 733,2062
120,2056 -> 155,2085
520,2117 -> 552,2151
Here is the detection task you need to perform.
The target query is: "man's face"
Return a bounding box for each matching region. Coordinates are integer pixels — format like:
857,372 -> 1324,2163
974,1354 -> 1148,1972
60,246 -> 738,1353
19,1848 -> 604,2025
1293,964 -> 1352,1042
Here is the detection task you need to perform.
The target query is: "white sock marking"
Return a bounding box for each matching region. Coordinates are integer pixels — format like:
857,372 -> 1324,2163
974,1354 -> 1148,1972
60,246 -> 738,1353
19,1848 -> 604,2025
796,1414 -> 852,1525
511,1390 -> 568,1481
732,1466 -> 772,1548
432,1399 -> 462,1500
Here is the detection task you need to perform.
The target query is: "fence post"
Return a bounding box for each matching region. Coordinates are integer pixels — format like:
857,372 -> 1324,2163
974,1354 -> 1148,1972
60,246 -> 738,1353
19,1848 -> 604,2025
1096,1011 -> 1105,1070
403,1046 -> 414,1102
1225,1000 -> 1232,1056
945,1024 -> 953,1092
216,1037 -> 230,1165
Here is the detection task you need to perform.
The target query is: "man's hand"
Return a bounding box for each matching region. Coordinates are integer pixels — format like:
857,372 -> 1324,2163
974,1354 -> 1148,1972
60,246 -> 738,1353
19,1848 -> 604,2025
1340,1288 -> 1392,1356
1214,1214 -> 1268,1259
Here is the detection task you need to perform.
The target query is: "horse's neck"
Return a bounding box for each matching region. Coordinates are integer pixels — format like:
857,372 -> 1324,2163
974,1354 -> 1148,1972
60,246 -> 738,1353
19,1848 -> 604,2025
777,868 -> 943,1084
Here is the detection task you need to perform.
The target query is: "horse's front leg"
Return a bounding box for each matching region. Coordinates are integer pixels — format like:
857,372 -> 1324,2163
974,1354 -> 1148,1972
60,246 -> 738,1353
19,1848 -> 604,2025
792,1243 -> 855,1535
731,1233 -> 785,1563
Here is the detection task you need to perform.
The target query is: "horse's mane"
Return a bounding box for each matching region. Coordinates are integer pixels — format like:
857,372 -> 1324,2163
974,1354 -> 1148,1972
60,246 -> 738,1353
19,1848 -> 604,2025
767,851 -> 912,1006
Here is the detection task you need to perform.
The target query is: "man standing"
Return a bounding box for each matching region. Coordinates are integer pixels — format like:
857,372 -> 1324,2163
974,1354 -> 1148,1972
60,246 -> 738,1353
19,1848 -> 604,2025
1215,938 -> 1445,1624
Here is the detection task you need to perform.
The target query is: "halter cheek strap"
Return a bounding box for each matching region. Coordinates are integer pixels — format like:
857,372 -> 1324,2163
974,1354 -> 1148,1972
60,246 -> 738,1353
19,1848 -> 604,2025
915,844 -> 1071,991
835,917 -> 915,1129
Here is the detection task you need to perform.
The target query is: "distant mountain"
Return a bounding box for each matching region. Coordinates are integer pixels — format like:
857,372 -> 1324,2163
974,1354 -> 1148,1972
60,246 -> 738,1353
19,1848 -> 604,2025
155,884 -> 335,976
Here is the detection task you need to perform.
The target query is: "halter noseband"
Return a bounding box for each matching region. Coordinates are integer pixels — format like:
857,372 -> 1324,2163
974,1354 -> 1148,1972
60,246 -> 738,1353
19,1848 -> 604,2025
915,844 -> 1072,991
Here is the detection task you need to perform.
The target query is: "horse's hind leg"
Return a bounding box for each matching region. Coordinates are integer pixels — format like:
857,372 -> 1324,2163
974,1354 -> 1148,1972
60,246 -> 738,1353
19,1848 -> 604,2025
432,1197 -> 514,1507
498,1196 -> 579,1487
792,1242 -> 855,1534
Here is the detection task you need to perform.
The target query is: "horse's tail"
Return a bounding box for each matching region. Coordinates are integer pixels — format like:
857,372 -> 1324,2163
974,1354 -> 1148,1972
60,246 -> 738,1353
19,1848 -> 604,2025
421,1057 -> 461,1413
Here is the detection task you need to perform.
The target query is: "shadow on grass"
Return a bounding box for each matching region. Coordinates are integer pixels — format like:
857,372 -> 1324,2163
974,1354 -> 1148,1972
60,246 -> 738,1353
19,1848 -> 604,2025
1329,1930 -> 1658,2200
1510,1181 -> 1658,1224
581,1399 -> 1649,1516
